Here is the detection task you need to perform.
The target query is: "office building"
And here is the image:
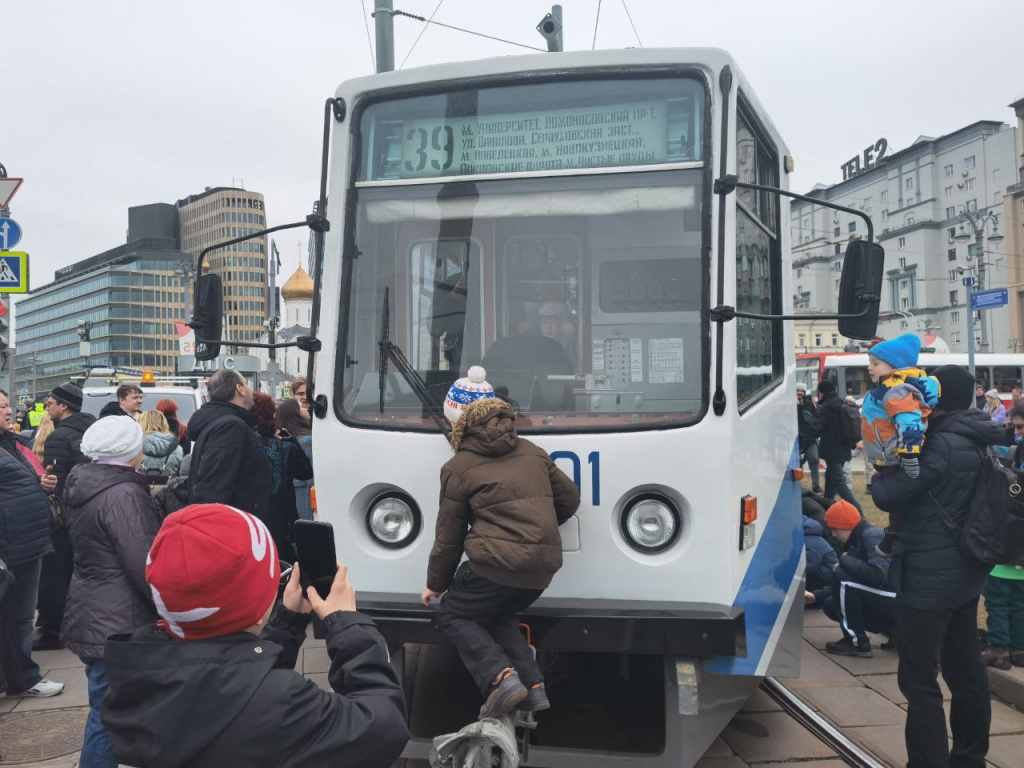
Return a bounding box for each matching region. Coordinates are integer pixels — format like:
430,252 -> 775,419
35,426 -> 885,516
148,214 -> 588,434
792,119 -> 1017,353
177,187 -> 268,346
1003,96 -> 1024,349
13,204 -> 191,399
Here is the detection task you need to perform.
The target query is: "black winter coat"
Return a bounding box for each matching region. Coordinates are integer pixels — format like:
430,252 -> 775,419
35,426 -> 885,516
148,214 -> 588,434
188,402 -> 271,521
98,401 -> 131,420
835,520 -> 891,590
808,392 -> 852,463
870,408 -> 1004,610
62,463 -> 161,659
798,397 -> 817,450
102,608 -> 409,768
45,411 -> 97,498
0,434 -> 54,567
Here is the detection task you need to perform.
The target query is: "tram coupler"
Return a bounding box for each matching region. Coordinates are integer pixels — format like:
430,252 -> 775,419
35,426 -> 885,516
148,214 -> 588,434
428,717 -> 519,768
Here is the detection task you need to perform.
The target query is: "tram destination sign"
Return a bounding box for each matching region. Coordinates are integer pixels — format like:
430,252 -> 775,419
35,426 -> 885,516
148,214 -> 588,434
400,101 -> 669,179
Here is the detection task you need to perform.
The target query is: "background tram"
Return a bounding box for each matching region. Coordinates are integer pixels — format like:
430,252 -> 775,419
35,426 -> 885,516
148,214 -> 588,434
271,47 -> 880,766
797,351 -> 1023,406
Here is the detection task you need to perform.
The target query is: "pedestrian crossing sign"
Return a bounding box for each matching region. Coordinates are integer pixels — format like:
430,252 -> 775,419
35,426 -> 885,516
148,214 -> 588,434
0,251 -> 28,293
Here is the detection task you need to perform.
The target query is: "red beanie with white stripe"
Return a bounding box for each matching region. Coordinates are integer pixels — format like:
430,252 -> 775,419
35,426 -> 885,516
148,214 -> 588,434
146,504 -> 280,640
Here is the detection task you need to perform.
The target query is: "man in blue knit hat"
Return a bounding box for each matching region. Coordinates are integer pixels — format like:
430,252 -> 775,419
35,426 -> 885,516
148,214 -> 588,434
860,333 -> 940,556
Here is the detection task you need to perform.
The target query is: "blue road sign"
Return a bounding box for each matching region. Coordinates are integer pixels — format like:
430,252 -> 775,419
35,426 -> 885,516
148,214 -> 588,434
971,287 -> 1008,311
962,276 -> 976,287
0,218 -> 22,250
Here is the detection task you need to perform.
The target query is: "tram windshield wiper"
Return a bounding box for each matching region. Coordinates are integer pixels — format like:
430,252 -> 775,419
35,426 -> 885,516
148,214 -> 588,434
377,287 -> 452,436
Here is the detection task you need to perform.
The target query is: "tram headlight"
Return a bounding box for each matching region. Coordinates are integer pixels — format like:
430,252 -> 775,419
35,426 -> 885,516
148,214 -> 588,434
367,493 -> 421,548
621,495 -> 680,553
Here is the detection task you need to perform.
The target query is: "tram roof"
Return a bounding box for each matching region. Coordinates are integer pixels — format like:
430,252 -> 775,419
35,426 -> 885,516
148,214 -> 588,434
334,47 -> 788,156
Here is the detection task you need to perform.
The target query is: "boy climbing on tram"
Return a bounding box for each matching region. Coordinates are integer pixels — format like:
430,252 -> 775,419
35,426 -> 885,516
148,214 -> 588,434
421,367 -> 581,720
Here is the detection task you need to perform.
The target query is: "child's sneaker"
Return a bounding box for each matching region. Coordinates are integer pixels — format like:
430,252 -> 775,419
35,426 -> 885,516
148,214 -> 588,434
514,682 -> 550,713
479,668 -> 527,720
1011,649 -> 1024,668
876,527 -> 896,559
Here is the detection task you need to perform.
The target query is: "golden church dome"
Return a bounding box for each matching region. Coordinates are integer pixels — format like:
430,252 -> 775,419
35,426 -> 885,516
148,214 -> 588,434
281,263 -> 314,302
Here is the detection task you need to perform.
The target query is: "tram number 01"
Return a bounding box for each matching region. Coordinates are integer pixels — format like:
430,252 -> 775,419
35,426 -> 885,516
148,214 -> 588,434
404,126 -> 455,172
550,451 -> 601,506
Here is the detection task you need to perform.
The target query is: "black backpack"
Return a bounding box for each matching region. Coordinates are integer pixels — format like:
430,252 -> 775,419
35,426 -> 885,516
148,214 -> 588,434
839,403 -> 862,450
931,450 -> 1024,567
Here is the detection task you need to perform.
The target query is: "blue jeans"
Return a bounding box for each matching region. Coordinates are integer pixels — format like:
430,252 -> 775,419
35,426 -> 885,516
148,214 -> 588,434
0,558 -> 43,692
801,442 -> 821,489
81,658 -> 116,768
824,460 -> 863,516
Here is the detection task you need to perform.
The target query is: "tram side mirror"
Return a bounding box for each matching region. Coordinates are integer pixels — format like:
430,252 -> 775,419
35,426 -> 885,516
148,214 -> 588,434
837,240 -> 885,341
193,273 -> 223,362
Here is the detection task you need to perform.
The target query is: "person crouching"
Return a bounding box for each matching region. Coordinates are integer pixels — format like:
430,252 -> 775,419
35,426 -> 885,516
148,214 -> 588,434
421,368 -> 581,720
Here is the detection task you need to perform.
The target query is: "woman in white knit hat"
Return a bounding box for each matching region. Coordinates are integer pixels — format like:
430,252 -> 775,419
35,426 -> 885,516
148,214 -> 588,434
60,416 -> 162,768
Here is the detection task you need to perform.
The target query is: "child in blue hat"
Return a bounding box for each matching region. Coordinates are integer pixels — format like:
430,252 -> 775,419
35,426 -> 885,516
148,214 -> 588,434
860,333 -> 940,556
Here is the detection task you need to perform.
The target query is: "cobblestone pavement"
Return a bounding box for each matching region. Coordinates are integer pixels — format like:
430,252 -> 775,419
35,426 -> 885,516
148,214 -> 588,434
4,611 -> 1024,767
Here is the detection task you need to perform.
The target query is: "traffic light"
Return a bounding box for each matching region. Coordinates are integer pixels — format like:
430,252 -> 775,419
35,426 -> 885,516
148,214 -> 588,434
0,300 -> 9,351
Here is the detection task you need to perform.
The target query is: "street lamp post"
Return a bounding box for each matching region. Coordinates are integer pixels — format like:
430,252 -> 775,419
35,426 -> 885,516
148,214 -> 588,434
962,269 -> 977,380
955,210 -> 1005,356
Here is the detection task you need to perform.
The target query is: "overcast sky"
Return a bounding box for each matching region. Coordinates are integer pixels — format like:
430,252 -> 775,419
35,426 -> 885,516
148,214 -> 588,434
4,0 -> 1022,312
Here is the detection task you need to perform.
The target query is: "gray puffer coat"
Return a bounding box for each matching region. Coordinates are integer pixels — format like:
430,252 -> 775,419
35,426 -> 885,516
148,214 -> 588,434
142,432 -> 182,476
61,462 -> 161,659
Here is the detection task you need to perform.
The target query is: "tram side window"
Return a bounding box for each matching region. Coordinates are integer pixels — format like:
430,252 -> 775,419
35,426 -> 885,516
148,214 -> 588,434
993,366 -> 1021,393
735,103 -> 782,406
843,367 -> 872,399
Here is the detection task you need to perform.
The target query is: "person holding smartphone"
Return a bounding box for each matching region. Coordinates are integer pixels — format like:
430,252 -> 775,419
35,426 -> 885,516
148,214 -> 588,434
101,503 -> 408,768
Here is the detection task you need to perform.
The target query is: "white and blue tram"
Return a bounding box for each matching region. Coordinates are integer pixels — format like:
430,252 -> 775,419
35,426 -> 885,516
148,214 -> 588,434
265,47 -> 882,766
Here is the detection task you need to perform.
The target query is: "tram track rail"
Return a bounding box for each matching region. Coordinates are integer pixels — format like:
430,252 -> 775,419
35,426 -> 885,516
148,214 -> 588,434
760,678 -> 889,768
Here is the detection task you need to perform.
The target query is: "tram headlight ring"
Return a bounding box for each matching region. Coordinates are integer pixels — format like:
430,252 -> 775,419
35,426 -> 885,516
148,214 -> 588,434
621,494 -> 681,553
366,492 -> 421,548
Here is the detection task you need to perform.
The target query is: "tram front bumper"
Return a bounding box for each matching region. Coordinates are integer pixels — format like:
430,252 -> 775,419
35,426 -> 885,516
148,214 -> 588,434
357,592 -> 746,658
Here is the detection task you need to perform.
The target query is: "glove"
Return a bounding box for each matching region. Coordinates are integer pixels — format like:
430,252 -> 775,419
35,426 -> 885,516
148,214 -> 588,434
902,457 -> 920,478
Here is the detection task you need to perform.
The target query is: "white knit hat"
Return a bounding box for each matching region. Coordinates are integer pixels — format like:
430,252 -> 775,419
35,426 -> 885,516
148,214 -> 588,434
82,416 -> 144,463
444,366 -> 495,424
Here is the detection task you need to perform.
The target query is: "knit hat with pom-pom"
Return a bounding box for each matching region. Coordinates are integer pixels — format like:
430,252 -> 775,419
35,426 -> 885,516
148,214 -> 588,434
443,366 -> 495,424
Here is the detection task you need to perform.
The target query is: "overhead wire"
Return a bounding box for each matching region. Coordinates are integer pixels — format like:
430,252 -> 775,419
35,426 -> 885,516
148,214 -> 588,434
592,0 -> 602,50
386,9 -> 545,52
399,0 -> 445,70
621,0 -> 643,47
360,0 -> 376,71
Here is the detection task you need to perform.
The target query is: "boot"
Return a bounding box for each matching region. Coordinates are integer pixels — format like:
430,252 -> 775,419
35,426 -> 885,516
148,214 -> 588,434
32,630 -> 65,652
984,645 -> 1012,671
479,668 -> 527,720
514,682 -> 550,713
1011,649 -> 1024,668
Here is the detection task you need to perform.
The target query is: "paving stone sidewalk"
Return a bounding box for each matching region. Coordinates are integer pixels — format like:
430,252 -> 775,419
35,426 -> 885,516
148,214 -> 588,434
5,612 -> 1024,767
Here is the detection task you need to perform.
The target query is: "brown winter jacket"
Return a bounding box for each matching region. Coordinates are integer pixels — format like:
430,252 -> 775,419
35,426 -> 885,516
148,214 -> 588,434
427,404 -> 581,592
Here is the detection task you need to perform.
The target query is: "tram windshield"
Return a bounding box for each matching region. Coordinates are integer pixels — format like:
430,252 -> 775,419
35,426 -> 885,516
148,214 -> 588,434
340,76 -> 707,431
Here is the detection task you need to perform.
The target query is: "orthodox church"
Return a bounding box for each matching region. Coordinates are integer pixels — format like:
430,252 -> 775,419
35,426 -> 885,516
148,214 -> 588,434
255,252 -> 313,396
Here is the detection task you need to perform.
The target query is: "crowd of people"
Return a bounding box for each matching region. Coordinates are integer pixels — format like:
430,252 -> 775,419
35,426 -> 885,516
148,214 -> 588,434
4,335 -> 1024,766
0,364 -> 579,767
799,334 -> 1024,767
0,372 -> 332,766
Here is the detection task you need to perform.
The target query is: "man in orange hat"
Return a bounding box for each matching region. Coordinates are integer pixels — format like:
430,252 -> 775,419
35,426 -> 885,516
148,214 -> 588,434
817,500 -> 895,658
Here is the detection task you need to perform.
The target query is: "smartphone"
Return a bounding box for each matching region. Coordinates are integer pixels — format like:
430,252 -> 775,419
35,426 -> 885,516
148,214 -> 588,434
294,520 -> 338,600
